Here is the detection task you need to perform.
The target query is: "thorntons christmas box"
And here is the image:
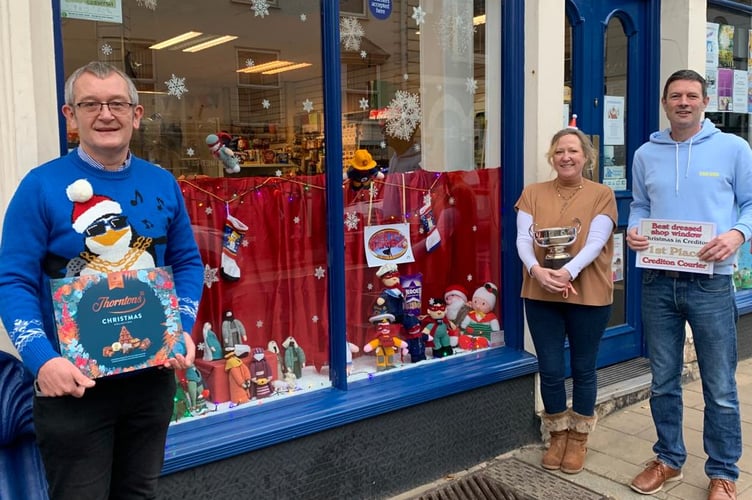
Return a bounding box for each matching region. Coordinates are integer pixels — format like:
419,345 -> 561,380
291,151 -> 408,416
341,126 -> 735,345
50,266 -> 184,378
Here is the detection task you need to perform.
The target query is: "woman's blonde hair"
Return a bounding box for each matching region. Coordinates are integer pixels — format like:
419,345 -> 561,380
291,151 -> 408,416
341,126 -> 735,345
545,128 -> 596,169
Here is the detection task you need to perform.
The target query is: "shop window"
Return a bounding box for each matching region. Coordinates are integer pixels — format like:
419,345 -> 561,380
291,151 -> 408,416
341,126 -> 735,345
58,0 -> 506,430
706,2 -> 752,294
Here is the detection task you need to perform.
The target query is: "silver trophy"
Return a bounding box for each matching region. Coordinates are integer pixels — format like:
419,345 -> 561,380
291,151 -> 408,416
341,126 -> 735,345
529,219 -> 581,269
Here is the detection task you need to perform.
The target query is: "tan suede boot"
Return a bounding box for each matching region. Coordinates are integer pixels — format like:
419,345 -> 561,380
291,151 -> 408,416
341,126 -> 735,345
540,411 -> 570,470
560,411 -> 597,474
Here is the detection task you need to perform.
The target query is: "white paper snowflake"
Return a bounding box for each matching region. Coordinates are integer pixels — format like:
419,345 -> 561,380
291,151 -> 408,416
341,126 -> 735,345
472,225 -> 477,232
302,99 -> 314,113
412,5 -> 426,25
344,212 -> 360,231
186,147 -> 195,157
340,17 -> 365,51
465,77 -> 478,94
203,264 -> 219,288
250,0 -> 270,17
312,315 -> 319,323
300,13 -> 307,22
367,283 -> 374,291
275,169 -> 283,177
242,239 -> 250,247
314,266 -> 326,279
293,216 -> 300,224
165,74 -> 188,99
380,140 -> 387,149
205,206 -> 213,215
256,320 -> 264,328
101,43 -> 113,56
403,73 -> 409,81
466,274 -> 473,282
245,58 -> 255,68
136,0 -> 157,10
262,99 -> 271,109
360,50 -> 367,59
198,342 -> 207,353
385,90 -> 421,140
359,97 -> 370,110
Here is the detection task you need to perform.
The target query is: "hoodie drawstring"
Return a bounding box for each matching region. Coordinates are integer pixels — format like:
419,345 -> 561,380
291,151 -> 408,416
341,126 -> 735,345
673,136 -> 694,196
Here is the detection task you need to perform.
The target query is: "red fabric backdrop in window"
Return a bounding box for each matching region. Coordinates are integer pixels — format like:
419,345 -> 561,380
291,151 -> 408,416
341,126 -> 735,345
181,168 -> 501,371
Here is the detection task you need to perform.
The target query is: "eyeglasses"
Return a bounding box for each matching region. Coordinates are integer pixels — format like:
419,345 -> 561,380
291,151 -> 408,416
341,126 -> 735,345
84,215 -> 129,237
75,101 -> 134,115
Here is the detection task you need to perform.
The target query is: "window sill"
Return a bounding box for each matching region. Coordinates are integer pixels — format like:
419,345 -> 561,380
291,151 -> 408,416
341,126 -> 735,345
163,347 -> 537,473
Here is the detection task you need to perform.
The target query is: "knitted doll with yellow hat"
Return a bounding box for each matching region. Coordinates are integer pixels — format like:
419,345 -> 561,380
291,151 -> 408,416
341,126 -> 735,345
346,149 -> 384,190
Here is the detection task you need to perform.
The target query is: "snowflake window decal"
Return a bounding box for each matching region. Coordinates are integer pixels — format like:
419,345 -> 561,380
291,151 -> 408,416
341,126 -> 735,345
314,266 -> 326,280
135,0 -> 157,10
245,58 -> 255,68
203,264 -> 219,289
340,17 -> 365,51
385,90 -> 421,141
165,74 -> 188,99
101,43 -> 113,56
250,0 -> 271,18
344,212 -> 360,231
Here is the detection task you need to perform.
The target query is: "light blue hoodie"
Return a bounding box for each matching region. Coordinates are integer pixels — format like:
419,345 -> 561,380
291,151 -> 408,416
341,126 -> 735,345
628,118 -> 752,275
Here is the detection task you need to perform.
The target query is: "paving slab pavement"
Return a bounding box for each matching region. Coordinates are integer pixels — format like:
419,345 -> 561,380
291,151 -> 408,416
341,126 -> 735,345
392,357 -> 752,500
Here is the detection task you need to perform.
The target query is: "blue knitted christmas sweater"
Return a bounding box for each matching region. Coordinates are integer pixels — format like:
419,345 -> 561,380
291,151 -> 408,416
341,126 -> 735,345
0,151 -> 204,376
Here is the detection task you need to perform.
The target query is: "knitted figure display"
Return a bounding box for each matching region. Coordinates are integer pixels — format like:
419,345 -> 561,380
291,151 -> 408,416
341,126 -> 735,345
403,323 -> 432,363
282,336 -> 306,378
200,322 -> 223,361
206,132 -> 240,174
444,284 -> 471,341
346,340 -> 360,376
423,297 -> 456,358
220,214 -> 248,281
363,320 -> 408,371
225,351 -> 251,405
221,310 -> 247,352
459,282 -> 500,349
250,347 -> 273,399
346,149 -> 384,191
267,340 -> 285,382
371,264 -> 419,334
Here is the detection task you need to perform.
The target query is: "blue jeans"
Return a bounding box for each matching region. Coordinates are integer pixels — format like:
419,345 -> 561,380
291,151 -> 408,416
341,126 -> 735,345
34,369 -> 176,500
524,299 -> 611,416
641,270 -> 741,481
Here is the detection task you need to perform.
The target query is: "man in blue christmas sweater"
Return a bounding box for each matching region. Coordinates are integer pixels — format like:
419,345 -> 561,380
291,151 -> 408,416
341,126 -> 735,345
0,61 -> 204,499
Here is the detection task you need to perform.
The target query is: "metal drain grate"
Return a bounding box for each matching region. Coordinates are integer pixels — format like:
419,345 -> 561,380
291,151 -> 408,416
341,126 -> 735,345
417,458 -> 608,500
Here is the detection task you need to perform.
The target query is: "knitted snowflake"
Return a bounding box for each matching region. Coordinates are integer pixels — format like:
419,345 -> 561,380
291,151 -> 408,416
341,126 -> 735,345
385,90 -> 421,141
203,264 -> 219,288
340,17 -> 365,51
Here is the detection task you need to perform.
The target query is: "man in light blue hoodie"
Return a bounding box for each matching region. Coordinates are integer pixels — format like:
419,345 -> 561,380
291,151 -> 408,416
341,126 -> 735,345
626,69 -> 752,500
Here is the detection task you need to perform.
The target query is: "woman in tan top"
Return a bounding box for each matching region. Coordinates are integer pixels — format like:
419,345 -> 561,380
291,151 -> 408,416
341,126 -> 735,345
515,127 -> 617,475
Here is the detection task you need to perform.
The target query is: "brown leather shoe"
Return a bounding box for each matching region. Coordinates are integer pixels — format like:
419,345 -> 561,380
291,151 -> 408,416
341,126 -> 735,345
708,478 -> 736,500
630,460 -> 683,495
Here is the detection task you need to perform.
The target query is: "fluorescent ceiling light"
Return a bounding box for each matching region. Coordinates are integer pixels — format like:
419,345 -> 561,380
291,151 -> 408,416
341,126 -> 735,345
149,31 -> 203,50
237,60 -> 293,74
262,62 -> 312,75
182,35 -> 238,53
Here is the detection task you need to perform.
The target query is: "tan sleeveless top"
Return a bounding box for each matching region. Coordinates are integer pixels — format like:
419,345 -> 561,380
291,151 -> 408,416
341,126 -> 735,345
515,178 -> 617,306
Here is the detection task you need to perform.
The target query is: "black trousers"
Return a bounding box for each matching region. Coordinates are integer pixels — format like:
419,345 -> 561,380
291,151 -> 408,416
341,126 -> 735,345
34,369 -> 176,500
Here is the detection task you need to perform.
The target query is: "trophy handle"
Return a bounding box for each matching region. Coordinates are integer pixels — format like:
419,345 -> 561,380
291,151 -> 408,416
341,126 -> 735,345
528,223 -> 538,239
572,218 -> 582,232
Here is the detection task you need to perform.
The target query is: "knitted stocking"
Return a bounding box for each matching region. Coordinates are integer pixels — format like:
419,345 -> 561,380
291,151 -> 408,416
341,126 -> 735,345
220,214 -> 248,281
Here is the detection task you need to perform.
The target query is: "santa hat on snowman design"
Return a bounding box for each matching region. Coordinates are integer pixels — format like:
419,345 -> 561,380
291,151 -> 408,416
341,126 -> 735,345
66,179 -> 123,234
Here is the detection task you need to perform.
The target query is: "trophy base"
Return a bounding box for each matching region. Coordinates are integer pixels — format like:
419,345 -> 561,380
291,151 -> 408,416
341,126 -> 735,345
543,257 -> 571,270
